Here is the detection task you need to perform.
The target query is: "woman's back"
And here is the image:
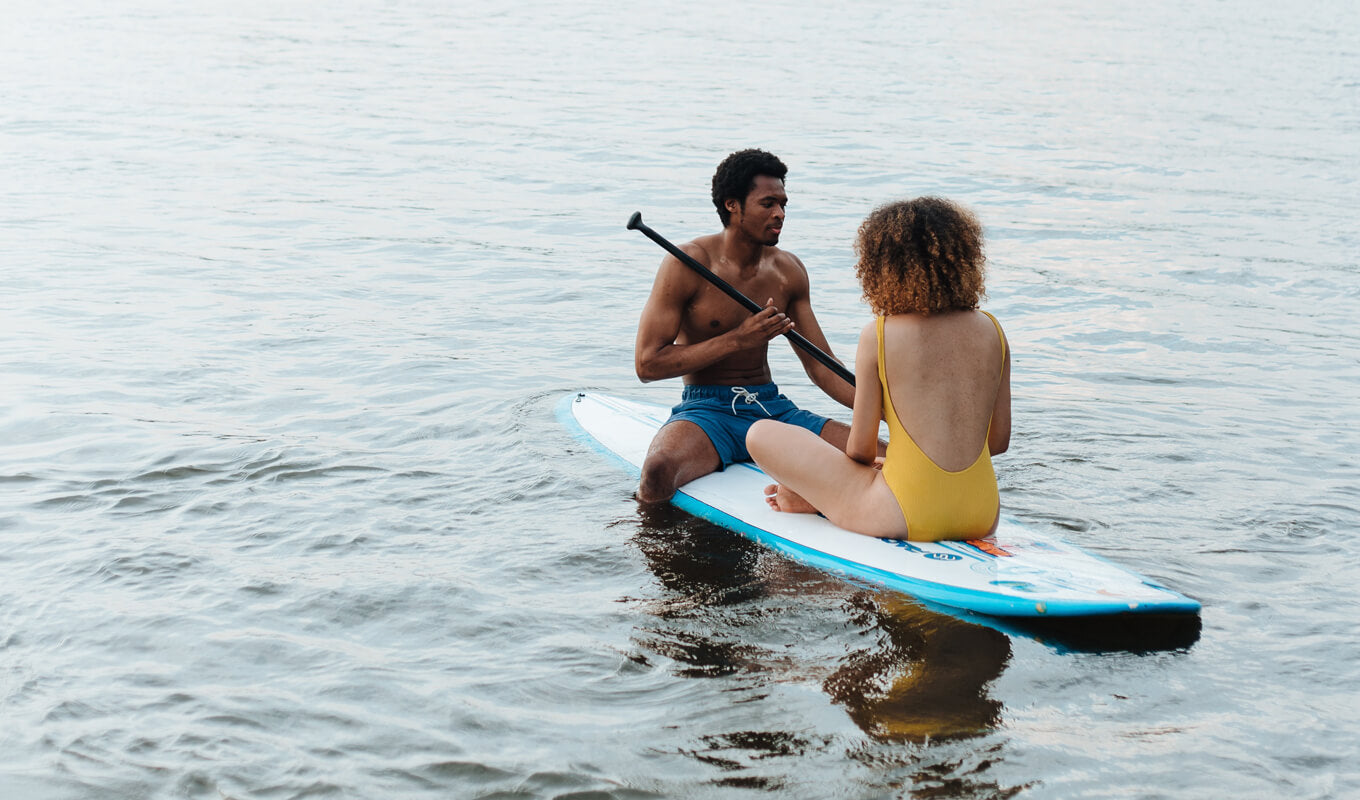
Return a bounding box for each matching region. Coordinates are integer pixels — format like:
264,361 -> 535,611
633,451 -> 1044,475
880,310 -> 1008,471
747,196 -> 1011,542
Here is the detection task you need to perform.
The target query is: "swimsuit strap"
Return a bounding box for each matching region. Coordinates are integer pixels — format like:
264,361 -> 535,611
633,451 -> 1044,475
876,315 -> 888,387
979,309 -> 1006,379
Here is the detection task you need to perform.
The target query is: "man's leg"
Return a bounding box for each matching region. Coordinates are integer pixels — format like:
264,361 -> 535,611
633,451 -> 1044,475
818,418 -> 850,450
637,420 -> 722,504
817,418 -> 886,457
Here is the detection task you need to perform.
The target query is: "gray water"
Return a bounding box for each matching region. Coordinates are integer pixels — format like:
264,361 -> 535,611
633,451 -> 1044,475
2,1 -> 1358,798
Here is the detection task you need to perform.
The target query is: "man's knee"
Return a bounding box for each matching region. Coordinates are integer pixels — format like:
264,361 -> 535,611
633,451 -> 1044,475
637,456 -> 679,504
637,420 -> 722,504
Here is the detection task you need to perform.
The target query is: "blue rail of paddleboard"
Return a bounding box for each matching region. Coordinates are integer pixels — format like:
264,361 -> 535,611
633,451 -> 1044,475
667,487 -> 1197,617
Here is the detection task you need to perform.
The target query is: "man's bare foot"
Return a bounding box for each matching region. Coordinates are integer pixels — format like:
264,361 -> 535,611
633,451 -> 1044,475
763,483 -> 819,514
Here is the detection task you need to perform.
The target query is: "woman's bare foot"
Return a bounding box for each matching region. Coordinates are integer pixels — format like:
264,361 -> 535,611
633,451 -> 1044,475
763,483 -> 819,514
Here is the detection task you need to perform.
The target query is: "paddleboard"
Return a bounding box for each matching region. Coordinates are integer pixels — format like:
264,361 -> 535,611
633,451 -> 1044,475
559,391 -> 1200,619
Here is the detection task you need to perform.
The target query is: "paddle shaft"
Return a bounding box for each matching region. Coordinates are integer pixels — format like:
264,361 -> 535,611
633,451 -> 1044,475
626,212 -> 855,387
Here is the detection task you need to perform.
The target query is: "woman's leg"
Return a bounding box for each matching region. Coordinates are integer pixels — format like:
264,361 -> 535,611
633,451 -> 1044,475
746,420 -> 909,539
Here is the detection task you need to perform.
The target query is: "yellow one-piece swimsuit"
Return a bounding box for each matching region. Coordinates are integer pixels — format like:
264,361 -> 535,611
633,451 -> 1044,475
877,312 -> 1005,542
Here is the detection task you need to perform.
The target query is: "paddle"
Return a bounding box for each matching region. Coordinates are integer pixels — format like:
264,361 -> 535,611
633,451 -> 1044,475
626,212 -> 855,387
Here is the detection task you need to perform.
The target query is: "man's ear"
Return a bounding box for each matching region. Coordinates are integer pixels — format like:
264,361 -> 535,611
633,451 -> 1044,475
725,198 -> 741,216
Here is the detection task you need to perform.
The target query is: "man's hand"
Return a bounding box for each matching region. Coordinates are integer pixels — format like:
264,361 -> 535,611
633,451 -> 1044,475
728,298 -> 795,351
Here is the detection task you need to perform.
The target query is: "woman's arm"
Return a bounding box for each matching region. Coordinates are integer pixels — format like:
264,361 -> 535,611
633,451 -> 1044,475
845,321 -> 884,465
988,327 -> 1012,455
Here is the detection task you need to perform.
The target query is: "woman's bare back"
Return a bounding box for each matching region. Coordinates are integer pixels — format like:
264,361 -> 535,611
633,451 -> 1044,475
880,310 -> 1007,470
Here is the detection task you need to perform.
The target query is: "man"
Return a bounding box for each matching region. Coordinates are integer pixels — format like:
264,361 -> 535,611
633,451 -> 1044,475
633,149 -> 855,503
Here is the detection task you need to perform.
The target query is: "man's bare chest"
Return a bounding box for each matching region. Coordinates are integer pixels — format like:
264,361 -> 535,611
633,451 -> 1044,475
682,275 -> 792,337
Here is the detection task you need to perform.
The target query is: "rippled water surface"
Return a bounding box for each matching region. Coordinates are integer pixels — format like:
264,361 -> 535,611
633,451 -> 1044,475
3,1 -> 1358,798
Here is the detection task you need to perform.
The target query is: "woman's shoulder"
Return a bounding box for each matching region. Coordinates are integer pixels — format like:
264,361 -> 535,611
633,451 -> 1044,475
882,309 -> 1001,340
935,308 -> 1001,327
973,308 -> 1006,338
858,318 -> 879,343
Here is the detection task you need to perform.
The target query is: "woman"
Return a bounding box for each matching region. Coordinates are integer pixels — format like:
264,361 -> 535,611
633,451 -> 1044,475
746,197 -> 1010,541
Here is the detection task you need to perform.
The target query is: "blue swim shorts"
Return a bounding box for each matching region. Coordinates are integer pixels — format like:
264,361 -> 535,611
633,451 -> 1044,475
665,383 -> 830,468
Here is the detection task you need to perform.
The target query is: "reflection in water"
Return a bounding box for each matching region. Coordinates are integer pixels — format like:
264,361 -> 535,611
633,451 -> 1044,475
628,502 -> 1012,749
628,503 -> 771,680
630,502 -> 766,609
826,594 -> 1011,744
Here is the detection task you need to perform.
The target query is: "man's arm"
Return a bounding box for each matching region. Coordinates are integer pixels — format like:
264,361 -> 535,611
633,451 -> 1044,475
781,255 -> 855,409
634,251 -> 795,382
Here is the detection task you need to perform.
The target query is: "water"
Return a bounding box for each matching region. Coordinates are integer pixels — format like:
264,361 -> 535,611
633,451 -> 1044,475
2,0 -> 1358,797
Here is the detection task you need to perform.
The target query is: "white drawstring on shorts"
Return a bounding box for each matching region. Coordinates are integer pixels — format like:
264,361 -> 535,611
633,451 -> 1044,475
730,386 -> 771,416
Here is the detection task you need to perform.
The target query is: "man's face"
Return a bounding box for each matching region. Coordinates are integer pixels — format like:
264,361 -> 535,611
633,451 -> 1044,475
728,175 -> 787,246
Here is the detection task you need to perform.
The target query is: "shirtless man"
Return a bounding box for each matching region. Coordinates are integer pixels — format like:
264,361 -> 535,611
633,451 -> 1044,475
634,149 -> 855,504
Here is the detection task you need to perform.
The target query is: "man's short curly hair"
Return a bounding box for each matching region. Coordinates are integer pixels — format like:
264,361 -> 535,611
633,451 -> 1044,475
711,149 -> 788,226
854,197 -> 986,315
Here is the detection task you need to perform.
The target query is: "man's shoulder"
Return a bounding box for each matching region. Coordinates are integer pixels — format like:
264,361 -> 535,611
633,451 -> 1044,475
655,234 -> 720,276
768,246 -> 810,287
769,246 -> 805,269
683,233 -> 723,262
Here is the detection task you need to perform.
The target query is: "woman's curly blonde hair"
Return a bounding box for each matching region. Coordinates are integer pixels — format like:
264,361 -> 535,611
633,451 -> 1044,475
854,197 -> 986,315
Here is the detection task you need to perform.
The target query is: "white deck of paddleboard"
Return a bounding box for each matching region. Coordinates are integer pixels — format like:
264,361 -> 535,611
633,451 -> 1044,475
561,392 -> 1199,618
